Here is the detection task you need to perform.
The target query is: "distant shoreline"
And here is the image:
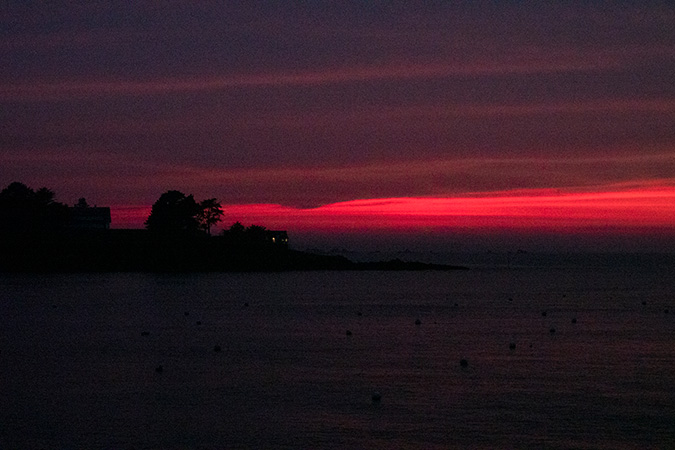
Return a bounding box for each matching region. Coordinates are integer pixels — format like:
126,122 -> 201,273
0,230 -> 468,273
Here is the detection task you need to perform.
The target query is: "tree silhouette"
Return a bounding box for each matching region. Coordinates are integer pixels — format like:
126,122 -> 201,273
229,221 -> 245,234
35,187 -> 56,206
145,190 -> 201,235
0,182 -> 68,233
0,182 -> 36,206
198,198 -> 223,236
245,224 -> 267,243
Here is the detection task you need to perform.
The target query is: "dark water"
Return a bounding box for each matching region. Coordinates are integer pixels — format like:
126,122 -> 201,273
1,256 -> 675,449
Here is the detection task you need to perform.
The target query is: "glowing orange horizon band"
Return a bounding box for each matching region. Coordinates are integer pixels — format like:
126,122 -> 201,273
111,187 -> 675,233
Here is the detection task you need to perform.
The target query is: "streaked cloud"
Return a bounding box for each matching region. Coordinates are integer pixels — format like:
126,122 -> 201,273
2,2 -> 674,248
218,186 -> 675,232
110,185 -> 675,235
254,99 -> 675,129
10,148 -> 670,212
0,49 -> 651,101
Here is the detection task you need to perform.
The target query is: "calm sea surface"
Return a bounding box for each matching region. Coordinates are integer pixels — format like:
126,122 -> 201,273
1,254 -> 674,449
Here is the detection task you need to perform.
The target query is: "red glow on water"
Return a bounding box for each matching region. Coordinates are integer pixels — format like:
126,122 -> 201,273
111,187 -> 675,235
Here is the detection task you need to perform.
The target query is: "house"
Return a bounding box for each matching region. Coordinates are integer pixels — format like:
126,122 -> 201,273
69,203 -> 111,230
266,230 -> 289,247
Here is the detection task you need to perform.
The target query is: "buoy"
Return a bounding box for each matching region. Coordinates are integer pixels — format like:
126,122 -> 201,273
371,392 -> 382,402
460,358 -> 469,368
415,319 -> 421,325
155,365 -> 163,373
346,330 -> 352,336
509,342 -> 516,350
214,345 -> 222,352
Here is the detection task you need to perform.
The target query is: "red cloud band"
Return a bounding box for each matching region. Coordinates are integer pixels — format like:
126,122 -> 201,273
112,187 -> 675,233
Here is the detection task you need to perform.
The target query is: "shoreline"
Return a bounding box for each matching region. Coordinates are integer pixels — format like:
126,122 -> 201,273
0,231 -> 468,273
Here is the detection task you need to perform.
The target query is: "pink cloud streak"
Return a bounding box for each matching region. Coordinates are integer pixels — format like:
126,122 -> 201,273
111,186 -> 675,233
0,57 -> 626,101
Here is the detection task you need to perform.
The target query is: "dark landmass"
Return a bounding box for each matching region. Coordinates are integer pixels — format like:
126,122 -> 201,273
0,230 -> 467,273
0,182 -> 467,273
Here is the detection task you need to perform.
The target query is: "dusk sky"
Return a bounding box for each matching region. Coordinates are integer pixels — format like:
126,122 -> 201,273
2,2 -> 674,251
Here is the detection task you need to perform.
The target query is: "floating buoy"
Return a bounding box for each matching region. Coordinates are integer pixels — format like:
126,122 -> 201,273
549,328 -> 556,334
509,342 -> 516,350
415,319 -> 421,325
460,358 -> 469,368
141,331 -> 150,336
155,365 -> 163,373
571,318 -> 577,324
371,392 -> 382,402
214,345 -> 222,352
346,330 -> 352,336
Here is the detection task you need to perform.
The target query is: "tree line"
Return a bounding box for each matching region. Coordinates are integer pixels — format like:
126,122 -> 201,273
142,189 -> 276,241
0,182 -> 271,239
144,190 -> 224,236
0,182 -> 69,234
1,182 -> 464,272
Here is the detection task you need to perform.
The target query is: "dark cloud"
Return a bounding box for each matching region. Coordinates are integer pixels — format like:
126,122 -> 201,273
1,2 -> 674,214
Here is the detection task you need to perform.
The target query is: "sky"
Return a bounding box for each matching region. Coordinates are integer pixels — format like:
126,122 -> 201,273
2,2 -> 674,252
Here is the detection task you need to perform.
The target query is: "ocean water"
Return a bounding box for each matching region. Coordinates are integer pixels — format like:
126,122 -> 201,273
1,255 -> 674,449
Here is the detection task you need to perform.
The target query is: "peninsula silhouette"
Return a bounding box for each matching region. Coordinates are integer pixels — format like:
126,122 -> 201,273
0,183 -> 466,273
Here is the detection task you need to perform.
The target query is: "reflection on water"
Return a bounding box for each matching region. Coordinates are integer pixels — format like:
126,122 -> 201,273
1,257 -> 674,449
